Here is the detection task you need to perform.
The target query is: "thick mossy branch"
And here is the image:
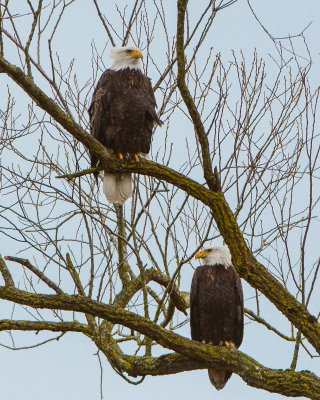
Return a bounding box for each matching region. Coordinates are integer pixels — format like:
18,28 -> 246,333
91,325 -> 131,373
0,286 -> 319,399
57,158 -> 320,354
1,54 -> 320,355
122,354 -> 320,399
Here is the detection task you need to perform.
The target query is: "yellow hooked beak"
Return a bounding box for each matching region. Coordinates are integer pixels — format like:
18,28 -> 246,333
195,249 -> 209,260
129,49 -> 143,60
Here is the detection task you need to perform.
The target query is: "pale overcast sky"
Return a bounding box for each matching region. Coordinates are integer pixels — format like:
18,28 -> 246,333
1,1 -> 320,399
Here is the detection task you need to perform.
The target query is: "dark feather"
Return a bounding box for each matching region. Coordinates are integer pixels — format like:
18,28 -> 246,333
190,264 -> 244,389
89,68 -> 161,171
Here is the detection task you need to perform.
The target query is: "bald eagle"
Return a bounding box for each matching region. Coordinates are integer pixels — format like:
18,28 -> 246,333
88,46 -> 162,204
190,245 -> 244,390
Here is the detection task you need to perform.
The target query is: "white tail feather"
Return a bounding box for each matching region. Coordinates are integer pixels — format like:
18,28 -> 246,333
117,173 -> 132,204
103,172 -> 132,205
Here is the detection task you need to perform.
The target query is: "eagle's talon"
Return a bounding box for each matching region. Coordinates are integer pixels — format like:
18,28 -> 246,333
133,154 -> 139,162
118,153 -> 124,160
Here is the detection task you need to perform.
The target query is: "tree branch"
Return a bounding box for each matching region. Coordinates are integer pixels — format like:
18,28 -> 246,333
122,353 -> 320,400
0,256 -> 14,287
176,0 -> 217,191
65,253 -> 86,296
0,286 -> 319,399
113,268 -> 188,314
245,308 -> 295,342
1,55 -> 320,355
0,319 -> 91,335
4,256 -> 63,294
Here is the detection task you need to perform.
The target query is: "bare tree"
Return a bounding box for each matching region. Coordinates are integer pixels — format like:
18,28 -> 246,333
0,0 -> 320,398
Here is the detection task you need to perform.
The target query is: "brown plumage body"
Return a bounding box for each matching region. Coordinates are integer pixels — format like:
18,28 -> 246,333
190,263 -> 244,390
88,68 -> 161,169
88,50 -> 162,206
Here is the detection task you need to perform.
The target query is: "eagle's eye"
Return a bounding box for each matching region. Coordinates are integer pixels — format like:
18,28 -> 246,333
126,49 -> 132,54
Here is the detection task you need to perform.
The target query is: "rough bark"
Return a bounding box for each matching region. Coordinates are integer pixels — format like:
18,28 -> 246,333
0,285 -> 319,399
0,54 -> 319,356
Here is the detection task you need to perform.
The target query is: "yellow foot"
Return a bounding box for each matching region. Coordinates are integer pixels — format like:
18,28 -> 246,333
118,153 -> 124,160
133,154 -> 139,162
224,341 -> 235,347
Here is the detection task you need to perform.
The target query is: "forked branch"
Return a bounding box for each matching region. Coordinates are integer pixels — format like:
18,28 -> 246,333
0,285 -> 319,399
0,54 -> 319,355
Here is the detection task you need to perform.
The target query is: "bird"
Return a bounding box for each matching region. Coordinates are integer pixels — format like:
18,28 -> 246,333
190,244 -> 244,390
88,46 -> 162,204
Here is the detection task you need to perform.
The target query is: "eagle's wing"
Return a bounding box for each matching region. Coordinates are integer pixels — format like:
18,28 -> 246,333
143,77 -> 163,126
190,269 -> 201,341
88,70 -> 112,169
234,271 -> 244,348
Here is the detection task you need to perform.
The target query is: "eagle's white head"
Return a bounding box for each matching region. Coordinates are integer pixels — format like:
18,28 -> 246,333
110,46 -> 143,71
195,245 -> 232,268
